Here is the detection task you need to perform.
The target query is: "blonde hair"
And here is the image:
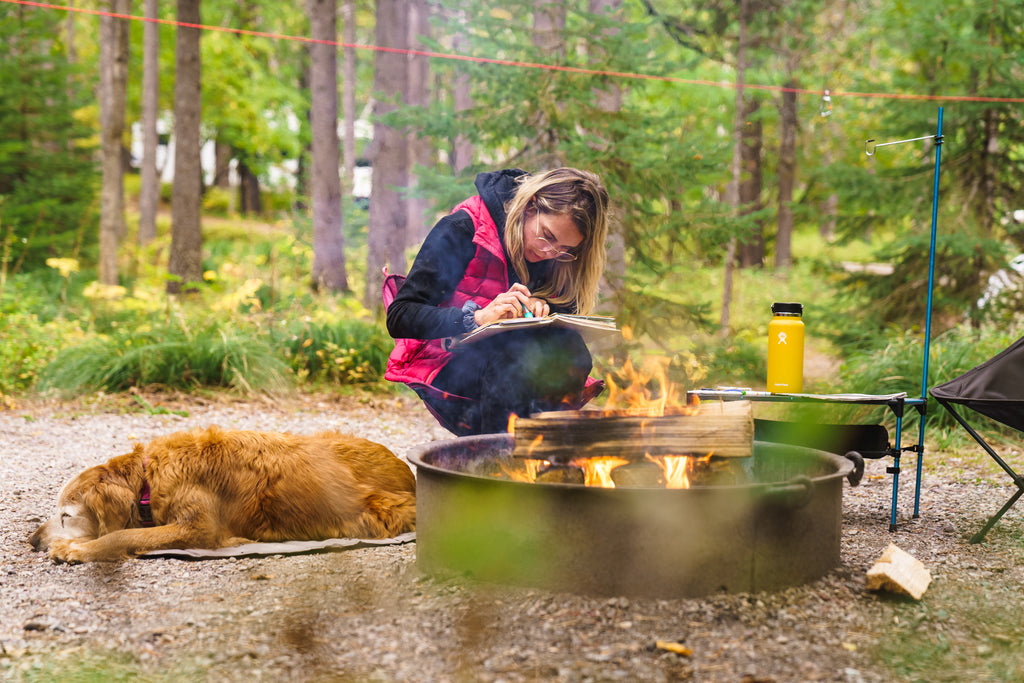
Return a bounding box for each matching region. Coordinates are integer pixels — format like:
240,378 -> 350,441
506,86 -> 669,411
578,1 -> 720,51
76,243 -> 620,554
503,168 -> 610,314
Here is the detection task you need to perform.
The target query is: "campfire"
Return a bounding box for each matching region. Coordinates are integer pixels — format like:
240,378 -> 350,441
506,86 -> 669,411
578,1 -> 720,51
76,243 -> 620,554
503,358 -> 754,489
407,356 -> 860,598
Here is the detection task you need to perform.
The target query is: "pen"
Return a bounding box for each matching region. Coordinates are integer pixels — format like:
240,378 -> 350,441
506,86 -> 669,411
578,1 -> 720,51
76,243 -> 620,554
522,303 -> 534,318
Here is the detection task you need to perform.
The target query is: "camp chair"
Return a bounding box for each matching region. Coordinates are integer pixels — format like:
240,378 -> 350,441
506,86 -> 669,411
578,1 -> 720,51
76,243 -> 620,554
931,334 -> 1024,543
382,269 -> 605,435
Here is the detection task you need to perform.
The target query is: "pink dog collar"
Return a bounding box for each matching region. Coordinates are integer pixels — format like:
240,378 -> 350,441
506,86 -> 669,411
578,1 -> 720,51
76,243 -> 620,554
138,458 -> 155,527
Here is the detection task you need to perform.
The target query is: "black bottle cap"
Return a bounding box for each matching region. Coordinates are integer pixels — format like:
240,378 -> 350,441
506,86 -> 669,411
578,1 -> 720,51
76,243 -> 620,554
771,302 -> 803,315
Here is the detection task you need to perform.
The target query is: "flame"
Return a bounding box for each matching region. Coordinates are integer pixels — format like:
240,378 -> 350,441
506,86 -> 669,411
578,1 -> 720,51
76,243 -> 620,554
500,453 -> 722,489
646,453 -> 715,489
500,457 -> 549,483
655,455 -> 691,489
603,357 -> 698,417
572,456 -> 630,487
504,355 -> 718,488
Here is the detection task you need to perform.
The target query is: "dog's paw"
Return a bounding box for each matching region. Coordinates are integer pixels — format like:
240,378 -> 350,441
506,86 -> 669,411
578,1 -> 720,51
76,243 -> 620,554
48,539 -> 85,564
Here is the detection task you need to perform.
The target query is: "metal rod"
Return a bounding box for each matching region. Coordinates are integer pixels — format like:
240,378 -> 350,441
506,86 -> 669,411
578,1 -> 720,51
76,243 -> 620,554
864,133 -> 938,156
921,107 -> 943,403
865,109 -> 945,528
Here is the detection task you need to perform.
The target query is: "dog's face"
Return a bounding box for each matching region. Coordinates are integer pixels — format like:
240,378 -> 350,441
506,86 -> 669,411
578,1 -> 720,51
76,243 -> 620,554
29,462 -> 135,553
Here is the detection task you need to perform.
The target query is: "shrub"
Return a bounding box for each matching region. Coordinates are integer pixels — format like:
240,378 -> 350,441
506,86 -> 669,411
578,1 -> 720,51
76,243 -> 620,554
38,319 -> 291,396
277,318 -> 391,386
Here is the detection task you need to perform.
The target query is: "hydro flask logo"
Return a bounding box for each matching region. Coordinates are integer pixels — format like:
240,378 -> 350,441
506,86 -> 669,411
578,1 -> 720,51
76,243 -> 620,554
777,332 -> 788,345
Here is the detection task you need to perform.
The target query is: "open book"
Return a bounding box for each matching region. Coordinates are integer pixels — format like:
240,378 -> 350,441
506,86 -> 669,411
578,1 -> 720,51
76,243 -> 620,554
453,313 -> 620,347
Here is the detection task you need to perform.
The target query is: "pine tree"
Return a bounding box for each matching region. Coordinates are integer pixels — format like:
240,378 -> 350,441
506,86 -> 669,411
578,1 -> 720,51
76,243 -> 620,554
0,3 -> 96,273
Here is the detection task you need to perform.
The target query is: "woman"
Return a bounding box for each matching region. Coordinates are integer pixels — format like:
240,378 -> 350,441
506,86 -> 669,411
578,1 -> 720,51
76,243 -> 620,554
385,167 -> 610,435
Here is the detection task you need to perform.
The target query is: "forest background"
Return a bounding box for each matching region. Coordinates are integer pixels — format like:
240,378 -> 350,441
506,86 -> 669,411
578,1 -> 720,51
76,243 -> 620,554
2,0 -> 1024,443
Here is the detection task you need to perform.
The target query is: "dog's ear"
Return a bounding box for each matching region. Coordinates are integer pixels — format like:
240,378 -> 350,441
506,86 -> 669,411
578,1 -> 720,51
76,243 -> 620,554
82,468 -> 137,535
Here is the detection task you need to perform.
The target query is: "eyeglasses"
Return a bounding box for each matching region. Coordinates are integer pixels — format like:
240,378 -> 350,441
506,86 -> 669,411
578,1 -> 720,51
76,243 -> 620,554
533,213 -> 578,262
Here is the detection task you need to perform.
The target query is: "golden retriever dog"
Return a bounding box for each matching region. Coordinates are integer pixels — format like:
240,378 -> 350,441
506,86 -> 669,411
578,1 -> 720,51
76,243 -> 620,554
29,426 -> 416,563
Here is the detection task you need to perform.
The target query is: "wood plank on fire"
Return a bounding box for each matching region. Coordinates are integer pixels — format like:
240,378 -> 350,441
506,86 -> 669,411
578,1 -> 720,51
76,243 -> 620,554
512,400 -> 754,460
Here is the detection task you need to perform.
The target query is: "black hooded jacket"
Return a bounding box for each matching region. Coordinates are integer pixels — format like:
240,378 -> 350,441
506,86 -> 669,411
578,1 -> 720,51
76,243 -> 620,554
385,169 -> 567,341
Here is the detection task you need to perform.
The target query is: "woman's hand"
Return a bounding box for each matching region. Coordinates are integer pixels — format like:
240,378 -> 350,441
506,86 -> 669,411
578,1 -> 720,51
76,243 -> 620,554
475,283 -> 548,326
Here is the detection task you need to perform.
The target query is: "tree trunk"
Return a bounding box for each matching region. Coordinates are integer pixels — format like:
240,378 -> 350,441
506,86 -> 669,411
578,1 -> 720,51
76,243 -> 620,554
365,0 -> 409,309
532,0 -> 567,167
167,0 -> 203,294
294,65 -> 310,212
407,0 -> 432,244
98,0 -> 130,286
307,0 -> 348,292
213,140 -> 232,189
342,0 -> 356,195
775,84 -> 797,270
737,96 -> 764,268
590,0 -> 625,306
721,0 -> 748,337
138,0 -> 160,247
450,12 -> 473,174
237,161 -> 262,216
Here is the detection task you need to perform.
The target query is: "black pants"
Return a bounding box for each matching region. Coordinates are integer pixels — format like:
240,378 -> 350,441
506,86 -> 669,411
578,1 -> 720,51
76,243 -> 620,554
423,327 -> 592,435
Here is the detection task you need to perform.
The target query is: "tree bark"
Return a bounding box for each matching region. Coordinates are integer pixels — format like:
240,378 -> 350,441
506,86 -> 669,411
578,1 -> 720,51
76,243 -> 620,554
775,84 -> 797,270
98,0 -> 130,286
365,0 -> 409,309
237,161 -> 262,215
532,0 -> 567,167
737,96 -> 764,268
590,0 -> 625,306
167,0 -> 203,294
213,141 -> 232,189
450,11 -> 473,174
307,0 -> 348,292
138,0 -> 160,247
407,0 -> 432,244
342,0 -> 356,195
721,0 -> 748,336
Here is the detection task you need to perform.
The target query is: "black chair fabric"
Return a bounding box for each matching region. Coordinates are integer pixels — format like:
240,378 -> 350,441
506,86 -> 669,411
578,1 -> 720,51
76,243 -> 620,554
931,334 -> 1024,432
931,334 -> 1024,541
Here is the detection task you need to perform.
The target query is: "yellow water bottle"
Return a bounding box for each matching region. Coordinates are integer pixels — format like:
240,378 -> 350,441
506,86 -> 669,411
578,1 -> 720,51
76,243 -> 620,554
767,302 -> 804,393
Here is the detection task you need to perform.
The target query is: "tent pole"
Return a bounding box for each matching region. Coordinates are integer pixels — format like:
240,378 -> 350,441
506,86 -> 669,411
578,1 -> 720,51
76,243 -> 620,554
914,106 -> 943,519
921,106 -> 943,401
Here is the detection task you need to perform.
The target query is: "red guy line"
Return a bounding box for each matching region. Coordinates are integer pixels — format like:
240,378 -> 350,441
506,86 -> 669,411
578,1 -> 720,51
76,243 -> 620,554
7,0 -> 1024,105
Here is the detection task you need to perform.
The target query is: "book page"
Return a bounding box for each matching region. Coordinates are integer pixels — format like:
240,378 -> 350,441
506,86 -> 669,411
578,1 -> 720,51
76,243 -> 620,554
454,313 -> 619,347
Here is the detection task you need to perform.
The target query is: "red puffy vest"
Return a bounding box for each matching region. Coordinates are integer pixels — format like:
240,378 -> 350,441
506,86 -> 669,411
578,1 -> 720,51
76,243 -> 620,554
384,196 -> 508,397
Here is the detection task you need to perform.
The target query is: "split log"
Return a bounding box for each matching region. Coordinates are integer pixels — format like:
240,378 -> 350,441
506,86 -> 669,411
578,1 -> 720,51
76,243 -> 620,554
866,544 -> 932,600
513,400 -> 754,461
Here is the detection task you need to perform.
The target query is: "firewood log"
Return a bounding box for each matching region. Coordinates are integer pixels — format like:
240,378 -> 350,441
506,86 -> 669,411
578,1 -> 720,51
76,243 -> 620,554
513,400 -> 754,461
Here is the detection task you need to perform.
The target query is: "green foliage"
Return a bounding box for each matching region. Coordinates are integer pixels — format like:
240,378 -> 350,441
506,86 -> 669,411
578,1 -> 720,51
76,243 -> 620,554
276,318 -> 392,386
200,3 -> 307,186
202,187 -> 235,216
0,4 -> 97,273
38,316 -> 291,396
834,324 -> 1020,433
0,312 -> 80,395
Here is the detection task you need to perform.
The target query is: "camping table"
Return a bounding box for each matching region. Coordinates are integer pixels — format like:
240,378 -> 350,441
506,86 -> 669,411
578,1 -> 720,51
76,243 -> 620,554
689,389 -> 926,531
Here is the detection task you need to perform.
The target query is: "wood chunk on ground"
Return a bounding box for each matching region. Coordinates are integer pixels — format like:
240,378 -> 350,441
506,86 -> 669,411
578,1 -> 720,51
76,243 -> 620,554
866,543 -> 932,600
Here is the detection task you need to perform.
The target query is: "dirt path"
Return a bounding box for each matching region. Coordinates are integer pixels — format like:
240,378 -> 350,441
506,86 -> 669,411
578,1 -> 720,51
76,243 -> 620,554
3,393 -> 1024,682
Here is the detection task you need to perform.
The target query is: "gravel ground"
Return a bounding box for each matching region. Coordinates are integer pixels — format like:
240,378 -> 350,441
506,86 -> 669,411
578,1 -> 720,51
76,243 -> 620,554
3,392 -> 1024,682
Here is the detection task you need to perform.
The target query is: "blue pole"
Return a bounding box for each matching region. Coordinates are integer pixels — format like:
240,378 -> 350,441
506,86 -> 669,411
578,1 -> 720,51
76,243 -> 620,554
922,106 -> 943,401
913,106 -> 943,519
